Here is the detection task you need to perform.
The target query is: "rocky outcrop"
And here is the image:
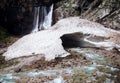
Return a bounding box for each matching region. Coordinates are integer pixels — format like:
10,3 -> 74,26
1,0 -> 119,35
3,17 -> 120,61
80,0 -> 120,30
0,0 -> 60,35
54,0 -> 120,30
54,0 -> 80,22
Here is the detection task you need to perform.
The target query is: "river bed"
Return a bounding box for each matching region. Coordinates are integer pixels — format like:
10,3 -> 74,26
0,48 -> 120,83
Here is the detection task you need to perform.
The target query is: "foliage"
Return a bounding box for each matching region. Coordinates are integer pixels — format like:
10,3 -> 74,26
0,26 -> 13,43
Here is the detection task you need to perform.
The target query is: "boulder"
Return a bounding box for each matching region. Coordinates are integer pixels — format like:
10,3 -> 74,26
3,17 -> 120,61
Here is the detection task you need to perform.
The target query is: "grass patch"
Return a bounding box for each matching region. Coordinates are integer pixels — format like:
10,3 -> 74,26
0,26 -> 12,42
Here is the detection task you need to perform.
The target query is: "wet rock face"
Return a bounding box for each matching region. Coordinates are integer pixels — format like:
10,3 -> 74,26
0,0 -> 60,35
0,1 -> 34,35
54,0 -> 120,30
54,0 -> 80,22
39,0 -> 60,6
5,7 -> 34,35
77,0 -> 95,13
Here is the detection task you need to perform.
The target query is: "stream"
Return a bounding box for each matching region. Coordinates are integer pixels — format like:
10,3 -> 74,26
0,48 -> 120,83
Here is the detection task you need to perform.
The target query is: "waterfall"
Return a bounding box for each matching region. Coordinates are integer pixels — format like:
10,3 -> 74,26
39,5 -> 48,30
32,4 -> 54,33
32,7 -> 39,32
42,4 -> 53,30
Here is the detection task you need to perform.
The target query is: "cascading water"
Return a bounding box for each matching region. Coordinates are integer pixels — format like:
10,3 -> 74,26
32,7 -> 39,32
32,4 -> 53,33
42,4 -> 53,30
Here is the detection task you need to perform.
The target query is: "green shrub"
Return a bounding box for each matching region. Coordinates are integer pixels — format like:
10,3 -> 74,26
0,26 -> 13,43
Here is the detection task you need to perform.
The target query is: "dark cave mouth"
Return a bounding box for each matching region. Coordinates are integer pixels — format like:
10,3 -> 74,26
60,32 -> 90,48
60,32 -> 105,48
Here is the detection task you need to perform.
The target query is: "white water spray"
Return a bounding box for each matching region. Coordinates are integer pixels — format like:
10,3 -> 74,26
32,4 -> 54,33
43,4 -> 54,29
31,7 -> 39,33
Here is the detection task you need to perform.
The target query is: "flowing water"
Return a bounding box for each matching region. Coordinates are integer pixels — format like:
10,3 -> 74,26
31,7 -> 39,33
42,4 -> 53,30
31,4 -> 53,33
0,48 -> 120,83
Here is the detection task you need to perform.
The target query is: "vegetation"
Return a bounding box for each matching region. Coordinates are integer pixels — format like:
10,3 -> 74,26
0,26 -> 16,48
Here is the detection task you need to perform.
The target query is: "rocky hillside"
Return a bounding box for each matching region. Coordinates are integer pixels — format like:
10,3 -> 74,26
0,1 -> 120,83
0,0 -> 60,35
55,0 -> 120,30
0,0 -> 120,35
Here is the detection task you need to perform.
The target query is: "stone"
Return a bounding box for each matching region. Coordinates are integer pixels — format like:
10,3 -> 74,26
54,0 -> 79,22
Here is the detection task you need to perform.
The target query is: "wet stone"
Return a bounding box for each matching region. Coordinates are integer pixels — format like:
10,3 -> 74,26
0,48 -> 120,83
